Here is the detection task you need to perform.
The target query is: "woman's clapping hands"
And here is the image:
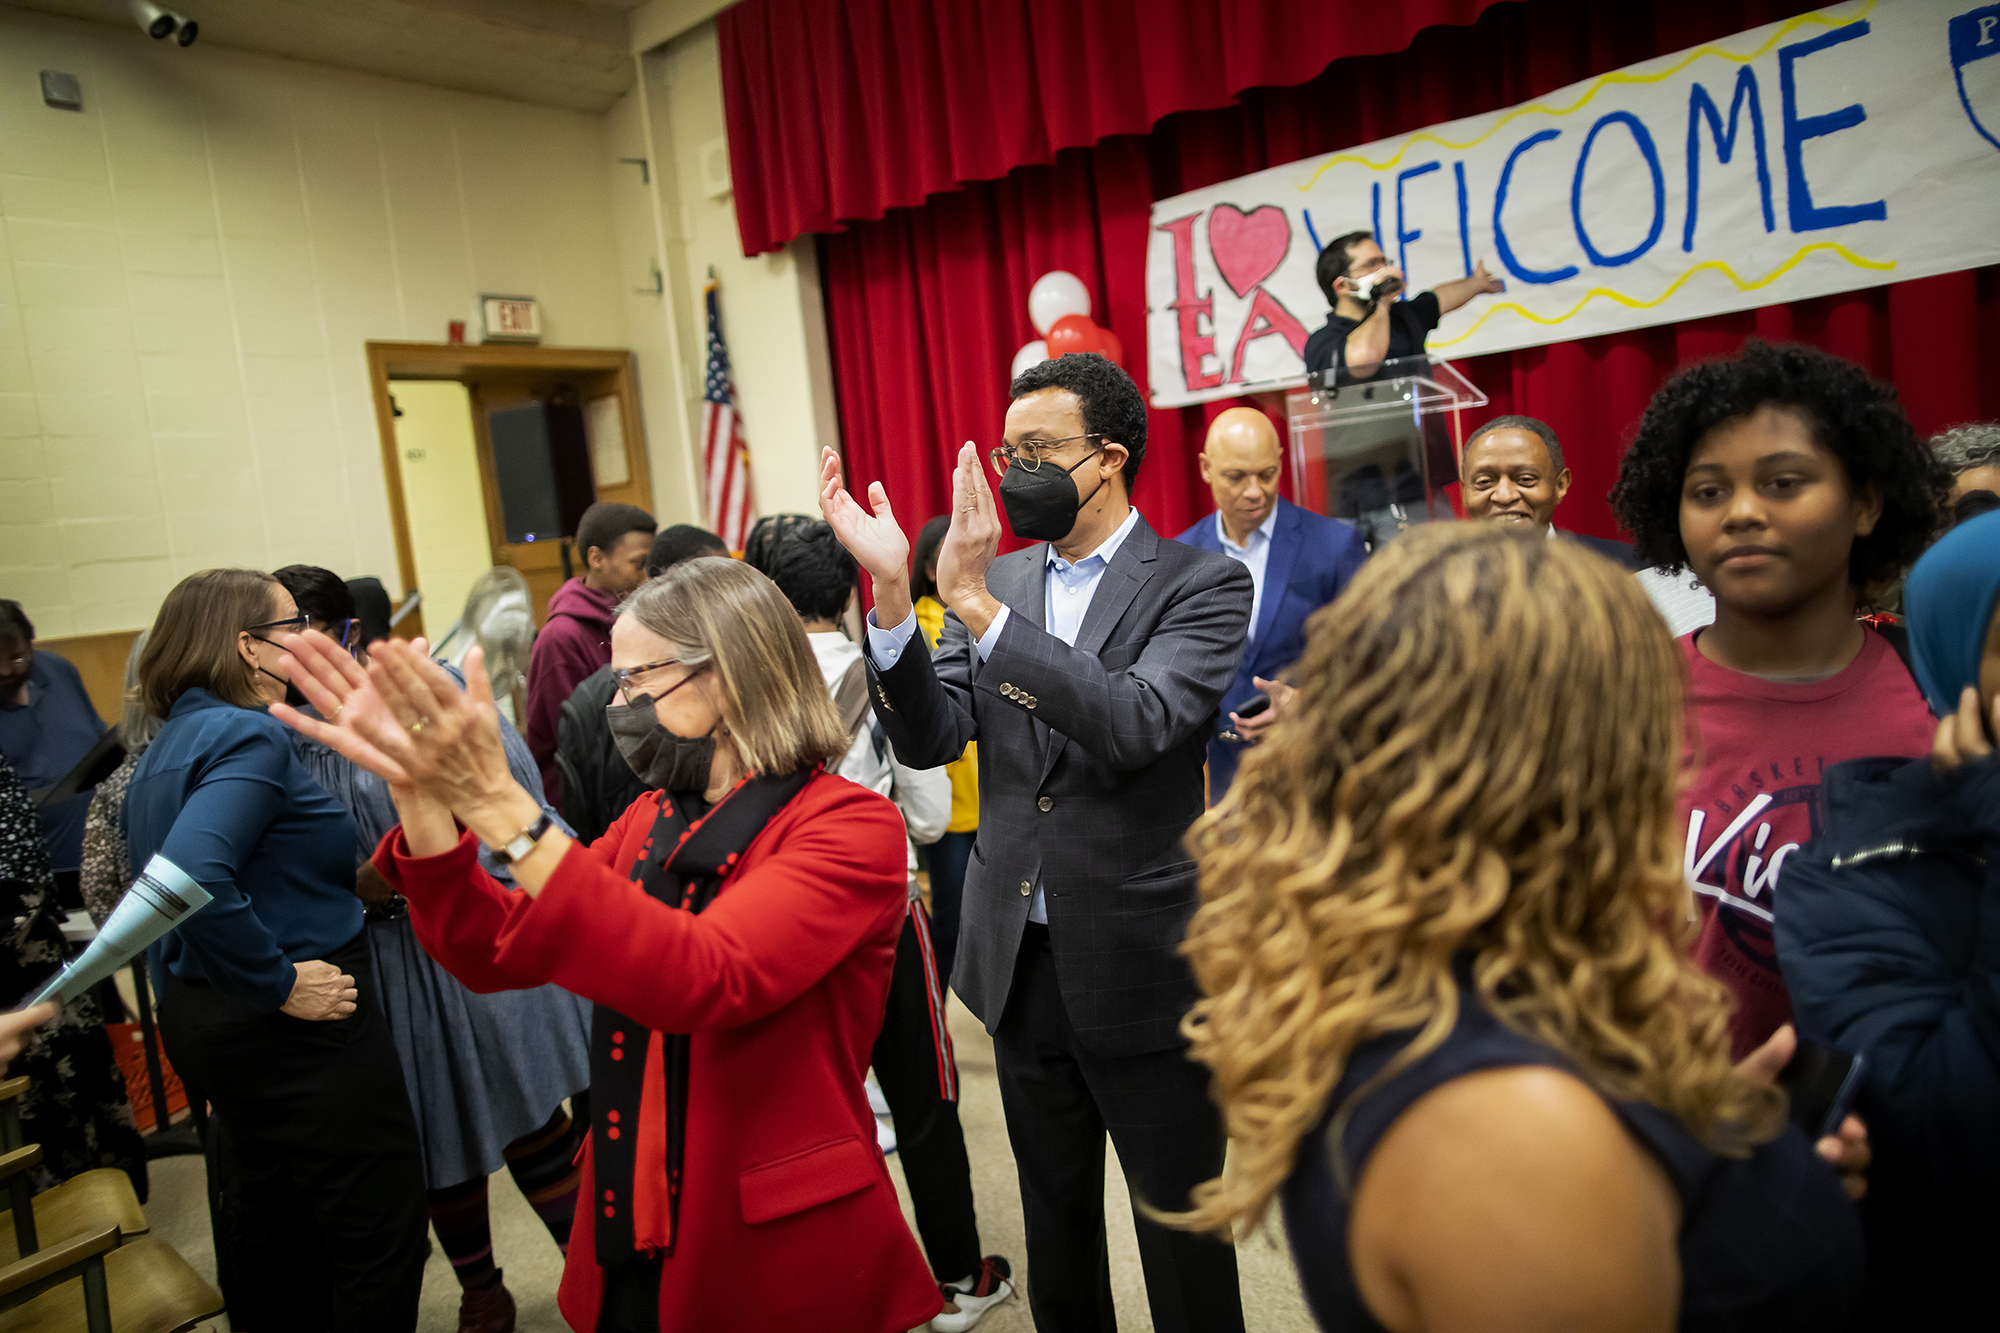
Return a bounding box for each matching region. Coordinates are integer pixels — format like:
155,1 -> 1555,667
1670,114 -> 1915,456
271,631 -> 514,821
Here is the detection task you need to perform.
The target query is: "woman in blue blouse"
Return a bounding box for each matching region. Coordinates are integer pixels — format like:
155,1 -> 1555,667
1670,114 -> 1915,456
124,568 -> 428,1333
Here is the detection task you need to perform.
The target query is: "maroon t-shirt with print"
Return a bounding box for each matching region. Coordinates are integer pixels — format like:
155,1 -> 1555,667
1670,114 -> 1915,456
1678,628 -> 1932,1059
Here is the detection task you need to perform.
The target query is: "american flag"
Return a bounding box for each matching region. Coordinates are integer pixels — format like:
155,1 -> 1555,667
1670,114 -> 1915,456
702,282 -> 755,553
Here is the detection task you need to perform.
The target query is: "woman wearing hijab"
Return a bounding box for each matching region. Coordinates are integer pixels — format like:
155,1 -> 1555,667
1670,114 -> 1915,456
1777,509 -> 2000,1331
275,557 -> 942,1333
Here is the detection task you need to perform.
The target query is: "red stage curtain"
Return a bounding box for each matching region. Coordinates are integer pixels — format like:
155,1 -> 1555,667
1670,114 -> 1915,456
811,0 -> 2000,554
718,0 -> 1507,258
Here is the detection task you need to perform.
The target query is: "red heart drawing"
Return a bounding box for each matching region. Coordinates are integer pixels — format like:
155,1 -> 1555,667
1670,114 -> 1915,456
1207,204 -> 1292,299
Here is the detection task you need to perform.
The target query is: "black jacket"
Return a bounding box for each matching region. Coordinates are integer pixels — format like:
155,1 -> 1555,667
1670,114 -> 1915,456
1556,528 -> 1640,570
553,666 -> 646,847
1777,753 -> 2000,1329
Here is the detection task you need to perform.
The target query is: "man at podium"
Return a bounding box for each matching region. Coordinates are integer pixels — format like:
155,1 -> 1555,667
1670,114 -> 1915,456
1302,231 -> 1504,377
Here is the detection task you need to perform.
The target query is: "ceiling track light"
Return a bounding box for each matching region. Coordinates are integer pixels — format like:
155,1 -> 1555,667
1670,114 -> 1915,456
129,1 -> 174,39
129,1 -> 198,47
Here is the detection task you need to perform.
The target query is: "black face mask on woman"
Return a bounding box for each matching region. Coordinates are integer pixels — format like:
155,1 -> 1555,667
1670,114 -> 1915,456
606,668 -> 718,793
247,635 -> 308,708
608,700 -> 717,793
999,451 -> 1107,544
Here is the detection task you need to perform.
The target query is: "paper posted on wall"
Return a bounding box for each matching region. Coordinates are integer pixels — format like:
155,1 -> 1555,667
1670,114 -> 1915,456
27,854 -> 212,1008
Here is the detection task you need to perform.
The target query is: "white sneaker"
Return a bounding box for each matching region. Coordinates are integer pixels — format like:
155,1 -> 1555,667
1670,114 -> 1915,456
867,1075 -> 891,1116
875,1112 -> 897,1155
930,1255 -> 1013,1332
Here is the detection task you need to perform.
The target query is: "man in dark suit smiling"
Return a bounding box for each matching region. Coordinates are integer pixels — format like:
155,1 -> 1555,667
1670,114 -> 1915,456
819,353 -> 1251,1333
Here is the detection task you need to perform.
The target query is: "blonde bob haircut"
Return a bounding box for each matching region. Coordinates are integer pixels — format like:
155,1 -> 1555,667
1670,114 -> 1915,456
621,557 -> 847,777
138,568 -> 284,720
1171,522 -> 1783,1237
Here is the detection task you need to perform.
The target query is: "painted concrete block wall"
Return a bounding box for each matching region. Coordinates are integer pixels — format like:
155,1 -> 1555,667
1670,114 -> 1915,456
604,80 -> 703,527
0,9 -> 631,638
647,23 -> 840,525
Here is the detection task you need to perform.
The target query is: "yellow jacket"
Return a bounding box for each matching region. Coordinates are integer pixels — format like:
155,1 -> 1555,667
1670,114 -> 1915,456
914,596 -> 979,832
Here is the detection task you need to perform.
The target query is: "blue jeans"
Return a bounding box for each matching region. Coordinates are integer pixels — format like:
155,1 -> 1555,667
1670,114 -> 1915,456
927,830 -> 976,989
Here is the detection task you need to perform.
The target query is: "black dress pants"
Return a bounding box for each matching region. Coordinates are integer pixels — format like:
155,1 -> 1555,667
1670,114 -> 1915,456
158,931 -> 429,1333
871,899 -> 981,1282
993,924 -> 1243,1333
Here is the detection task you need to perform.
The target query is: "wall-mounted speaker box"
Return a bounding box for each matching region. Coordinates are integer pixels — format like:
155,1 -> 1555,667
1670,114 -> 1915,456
489,400 -> 596,544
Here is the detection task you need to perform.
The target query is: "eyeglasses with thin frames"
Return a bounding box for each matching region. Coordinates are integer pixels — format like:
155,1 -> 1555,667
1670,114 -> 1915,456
612,658 -> 706,706
989,433 -> 1103,477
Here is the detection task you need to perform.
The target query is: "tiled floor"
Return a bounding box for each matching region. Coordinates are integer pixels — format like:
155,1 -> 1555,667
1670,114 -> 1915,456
145,994 -> 1320,1332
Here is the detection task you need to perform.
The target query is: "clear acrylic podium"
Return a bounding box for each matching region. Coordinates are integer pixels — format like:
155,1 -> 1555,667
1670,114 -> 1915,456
1284,354 -> 1488,550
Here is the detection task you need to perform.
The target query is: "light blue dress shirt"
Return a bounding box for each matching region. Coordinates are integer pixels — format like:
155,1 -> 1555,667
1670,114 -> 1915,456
1216,507 -> 1278,641
866,506 -> 1142,922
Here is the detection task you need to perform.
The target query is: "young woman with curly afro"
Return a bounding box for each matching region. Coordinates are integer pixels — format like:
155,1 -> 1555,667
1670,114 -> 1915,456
1608,340 -> 1950,1060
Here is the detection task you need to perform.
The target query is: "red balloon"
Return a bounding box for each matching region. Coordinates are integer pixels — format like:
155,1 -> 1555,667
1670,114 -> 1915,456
1045,314 -> 1099,358
1097,327 -> 1124,365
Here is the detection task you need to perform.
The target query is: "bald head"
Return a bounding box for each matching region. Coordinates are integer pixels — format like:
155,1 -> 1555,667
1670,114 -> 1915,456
1201,408 -> 1283,543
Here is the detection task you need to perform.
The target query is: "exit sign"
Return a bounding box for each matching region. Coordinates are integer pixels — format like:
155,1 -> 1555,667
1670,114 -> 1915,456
481,295 -> 541,343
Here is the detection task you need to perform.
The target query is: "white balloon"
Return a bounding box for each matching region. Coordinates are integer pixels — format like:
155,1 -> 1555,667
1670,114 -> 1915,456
1009,339 -> 1049,381
1027,271 -> 1091,336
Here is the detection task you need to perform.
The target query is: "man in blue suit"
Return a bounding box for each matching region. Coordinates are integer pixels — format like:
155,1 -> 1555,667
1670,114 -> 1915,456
1176,407 -> 1368,795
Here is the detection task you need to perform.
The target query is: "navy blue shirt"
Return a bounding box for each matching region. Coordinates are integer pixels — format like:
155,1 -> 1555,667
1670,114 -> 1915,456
1302,289 -> 1441,375
0,651 -> 107,872
124,688 -> 363,1011
1282,979 -> 1864,1331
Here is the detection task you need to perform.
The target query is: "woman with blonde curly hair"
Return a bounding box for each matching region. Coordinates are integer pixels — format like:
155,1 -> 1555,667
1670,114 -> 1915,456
1174,523 -> 1864,1331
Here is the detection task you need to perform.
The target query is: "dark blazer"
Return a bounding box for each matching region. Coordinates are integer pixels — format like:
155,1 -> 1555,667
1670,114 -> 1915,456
1176,498 -> 1368,793
866,516 -> 1253,1057
1558,528 -> 1641,569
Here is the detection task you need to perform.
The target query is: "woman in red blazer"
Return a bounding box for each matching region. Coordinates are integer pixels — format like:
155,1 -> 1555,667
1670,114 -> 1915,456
275,558 -> 943,1333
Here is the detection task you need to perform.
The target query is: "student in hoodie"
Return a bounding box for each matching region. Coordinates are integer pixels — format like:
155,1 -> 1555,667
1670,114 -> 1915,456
1777,510 -> 2000,1331
525,503 -> 656,809
1608,341 -> 1948,1060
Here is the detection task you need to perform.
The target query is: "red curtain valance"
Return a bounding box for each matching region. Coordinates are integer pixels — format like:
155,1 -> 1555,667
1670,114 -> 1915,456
813,0 -> 2000,559
716,0 -> 1508,257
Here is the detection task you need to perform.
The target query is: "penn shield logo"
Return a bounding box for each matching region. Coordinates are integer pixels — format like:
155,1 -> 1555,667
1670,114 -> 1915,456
1951,4 -> 2000,152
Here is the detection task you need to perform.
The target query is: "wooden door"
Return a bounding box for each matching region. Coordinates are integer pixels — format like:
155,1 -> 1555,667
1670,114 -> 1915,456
367,344 -> 654,635
467,370 -> 653,623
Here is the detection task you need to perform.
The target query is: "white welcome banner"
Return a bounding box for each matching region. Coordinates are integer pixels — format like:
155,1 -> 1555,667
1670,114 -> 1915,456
1145,0 -> 2000,407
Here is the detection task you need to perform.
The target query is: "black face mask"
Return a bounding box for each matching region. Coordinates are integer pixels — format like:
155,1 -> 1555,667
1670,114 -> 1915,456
999,451 -> 1107,544
607,695 -> 717,794
248,635 -> 306,708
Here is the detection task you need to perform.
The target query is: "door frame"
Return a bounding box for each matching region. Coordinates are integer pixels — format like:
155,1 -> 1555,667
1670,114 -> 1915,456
365,341 -> 652,637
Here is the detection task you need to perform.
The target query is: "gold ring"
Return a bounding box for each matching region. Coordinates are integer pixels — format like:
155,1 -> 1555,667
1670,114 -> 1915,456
410,717 -> 428,736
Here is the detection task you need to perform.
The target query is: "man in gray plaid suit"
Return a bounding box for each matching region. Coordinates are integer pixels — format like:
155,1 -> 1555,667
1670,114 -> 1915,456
819,354 -> 1251,1333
